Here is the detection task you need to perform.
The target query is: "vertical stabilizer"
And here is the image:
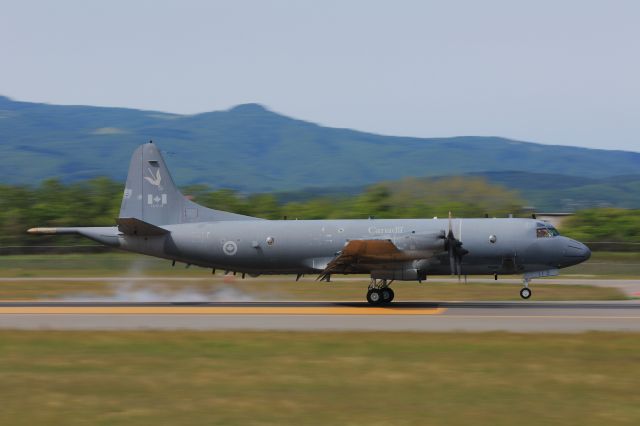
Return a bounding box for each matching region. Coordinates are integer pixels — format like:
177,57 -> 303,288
119,142 -> 259,225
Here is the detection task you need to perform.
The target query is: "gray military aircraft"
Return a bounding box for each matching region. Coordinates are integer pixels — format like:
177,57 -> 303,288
28,142 -> 591,304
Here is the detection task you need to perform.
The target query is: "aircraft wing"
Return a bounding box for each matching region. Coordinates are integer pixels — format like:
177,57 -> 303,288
317,239 -> 423,280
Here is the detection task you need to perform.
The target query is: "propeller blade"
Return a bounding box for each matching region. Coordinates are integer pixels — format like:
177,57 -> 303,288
446,211 -> 468,276
447,211 -> 456,275
449,249 -> 455,275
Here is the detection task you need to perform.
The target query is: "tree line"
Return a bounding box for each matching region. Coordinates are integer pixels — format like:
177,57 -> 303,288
0,177 -> 638,250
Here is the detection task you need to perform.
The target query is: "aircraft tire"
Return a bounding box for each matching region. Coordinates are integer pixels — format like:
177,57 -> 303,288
381,288 -> 395,303
520,288 -> 532,299
366,289 -> 383,305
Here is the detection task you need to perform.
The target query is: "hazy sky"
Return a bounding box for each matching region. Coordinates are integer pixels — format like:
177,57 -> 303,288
1,0 -> 639,151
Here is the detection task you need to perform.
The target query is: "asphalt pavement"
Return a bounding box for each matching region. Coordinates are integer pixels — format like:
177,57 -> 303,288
1,301 -> 639,332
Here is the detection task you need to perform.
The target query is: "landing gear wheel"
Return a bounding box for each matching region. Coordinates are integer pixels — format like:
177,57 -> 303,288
366,289 -> 383,305
520,287 -> 532,299
381,288 -> 395,304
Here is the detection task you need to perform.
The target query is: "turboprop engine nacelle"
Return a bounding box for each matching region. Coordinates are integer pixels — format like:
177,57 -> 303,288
392,231 -> 445,255
371,268 -> 427,281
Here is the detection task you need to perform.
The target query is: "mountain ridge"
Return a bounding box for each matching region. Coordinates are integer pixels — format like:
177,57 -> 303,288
1,96 -> 639,192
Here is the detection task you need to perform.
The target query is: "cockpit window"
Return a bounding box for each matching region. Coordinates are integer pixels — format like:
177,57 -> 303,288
536,227 -> 551,238
536,223 -> 560,238
548,226 -> 560,236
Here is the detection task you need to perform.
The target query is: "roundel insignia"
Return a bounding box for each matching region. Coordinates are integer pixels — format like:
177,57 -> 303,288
223,241 -> 238,256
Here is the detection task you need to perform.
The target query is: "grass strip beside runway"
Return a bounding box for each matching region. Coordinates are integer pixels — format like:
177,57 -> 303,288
0,279 -> 627,301
1,331 -> 639,426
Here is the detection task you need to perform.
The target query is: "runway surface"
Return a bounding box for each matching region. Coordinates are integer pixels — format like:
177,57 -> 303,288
1,301 -> 639,332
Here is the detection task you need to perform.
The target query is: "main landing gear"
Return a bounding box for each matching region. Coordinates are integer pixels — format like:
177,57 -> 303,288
366,279 -> 394,305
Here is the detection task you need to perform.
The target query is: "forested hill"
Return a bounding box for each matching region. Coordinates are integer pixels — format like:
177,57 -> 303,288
275,172 -> 640,211
1,95 -> 639,192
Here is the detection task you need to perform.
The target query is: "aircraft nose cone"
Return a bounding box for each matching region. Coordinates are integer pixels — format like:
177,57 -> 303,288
564,240 -> 591,264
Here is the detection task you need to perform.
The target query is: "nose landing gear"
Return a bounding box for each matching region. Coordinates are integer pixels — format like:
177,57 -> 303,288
519,287 -> 532,299
366,279 -> 395,305
518,270 -> 558,300
520,278 -> 532,299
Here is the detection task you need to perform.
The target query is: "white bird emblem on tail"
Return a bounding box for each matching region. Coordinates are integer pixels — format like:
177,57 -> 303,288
144,168 -> 162,187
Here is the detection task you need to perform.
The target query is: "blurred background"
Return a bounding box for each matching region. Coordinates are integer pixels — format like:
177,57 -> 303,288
1,0 -> 639,255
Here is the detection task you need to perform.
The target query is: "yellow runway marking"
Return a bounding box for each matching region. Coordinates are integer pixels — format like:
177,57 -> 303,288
448,315 -> 640,320
0,307 -> 447,316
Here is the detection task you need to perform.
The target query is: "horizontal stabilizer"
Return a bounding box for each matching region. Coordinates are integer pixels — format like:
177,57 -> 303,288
27,227 -> 61,235
116,218 -> 169,236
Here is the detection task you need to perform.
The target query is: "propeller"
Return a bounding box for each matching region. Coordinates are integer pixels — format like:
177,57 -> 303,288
444,212 -> 469,278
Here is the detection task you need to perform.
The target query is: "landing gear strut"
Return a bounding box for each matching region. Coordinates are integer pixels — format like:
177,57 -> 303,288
366,279 -> 394,305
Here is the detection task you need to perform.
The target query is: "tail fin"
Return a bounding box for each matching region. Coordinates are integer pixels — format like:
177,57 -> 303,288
119,142 -> 259,225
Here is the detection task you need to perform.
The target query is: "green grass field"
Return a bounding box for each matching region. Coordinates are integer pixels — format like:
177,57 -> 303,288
0,278 -> 626,301
1,331 -> 639,426
564,251 -> 640,277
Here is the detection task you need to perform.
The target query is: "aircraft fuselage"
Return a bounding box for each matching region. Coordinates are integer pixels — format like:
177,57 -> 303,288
110,217 -> 590,277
